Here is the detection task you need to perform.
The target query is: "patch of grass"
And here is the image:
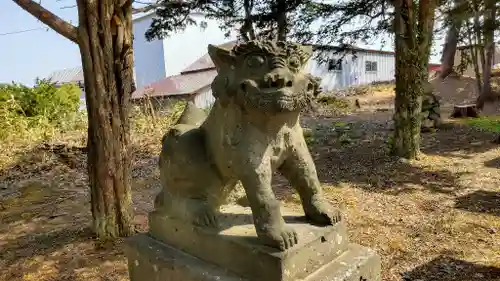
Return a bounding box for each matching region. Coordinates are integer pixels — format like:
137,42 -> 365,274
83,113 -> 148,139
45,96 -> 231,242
369,81 -> 395,92
463,116 -> 500,133
303,128 -> 317,146
316,96 -> 351,110
331,121 -> 349,128
338,133 -> 352,145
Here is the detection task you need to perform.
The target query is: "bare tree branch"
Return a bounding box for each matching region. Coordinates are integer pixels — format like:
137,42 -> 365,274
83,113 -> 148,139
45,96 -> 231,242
60,5 -> 77,9
132,5 -> 157,13
132,0 -> 159,14
12,0 -> 78,43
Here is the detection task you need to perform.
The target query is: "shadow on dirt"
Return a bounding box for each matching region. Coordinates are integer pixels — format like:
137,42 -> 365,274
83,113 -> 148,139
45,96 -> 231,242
455,190 -> 500,217
421,122 -> 498,158
0,141 -> 160,280
274,119 -> 498,197
484,156 -> 500,168
402,255 -> 500,281
0,226 -> 127,281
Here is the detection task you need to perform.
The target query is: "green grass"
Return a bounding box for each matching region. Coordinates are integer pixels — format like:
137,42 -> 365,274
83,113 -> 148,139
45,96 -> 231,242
463,116 -> 500,133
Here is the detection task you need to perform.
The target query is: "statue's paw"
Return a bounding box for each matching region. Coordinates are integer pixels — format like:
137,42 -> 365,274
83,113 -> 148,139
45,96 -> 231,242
193,207 -> 219,228
260,225 -> 298,251
305,200 -> 342,226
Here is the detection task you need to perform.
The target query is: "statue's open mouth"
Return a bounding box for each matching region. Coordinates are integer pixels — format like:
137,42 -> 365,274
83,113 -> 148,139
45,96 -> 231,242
259,88 -> 294,98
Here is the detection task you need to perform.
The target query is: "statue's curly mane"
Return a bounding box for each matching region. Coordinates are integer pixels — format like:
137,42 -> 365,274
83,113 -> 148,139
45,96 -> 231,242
231,41 -> 312,65
210,40 -> 318,108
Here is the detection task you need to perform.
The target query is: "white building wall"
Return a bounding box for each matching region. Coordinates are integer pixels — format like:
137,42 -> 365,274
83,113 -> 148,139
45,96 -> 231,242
162,13 -> 237,77
133,14 -> 167,90
194,86 -> 216,109
192,50 -> 396,109
306,51 -> 395,92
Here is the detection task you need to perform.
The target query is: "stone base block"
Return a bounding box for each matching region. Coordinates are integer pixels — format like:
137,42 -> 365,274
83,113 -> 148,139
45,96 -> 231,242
149,205 -> 350,281
125,234 -> 381,281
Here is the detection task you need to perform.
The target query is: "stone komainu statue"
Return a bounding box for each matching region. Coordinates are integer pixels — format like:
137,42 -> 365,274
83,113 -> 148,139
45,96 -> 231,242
421,82 -> 442,131
155,40 -> 340,251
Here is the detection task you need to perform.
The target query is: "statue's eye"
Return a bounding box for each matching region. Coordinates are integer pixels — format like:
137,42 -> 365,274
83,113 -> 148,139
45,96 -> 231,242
289,56 -> 301,69
246,55 -> 266,68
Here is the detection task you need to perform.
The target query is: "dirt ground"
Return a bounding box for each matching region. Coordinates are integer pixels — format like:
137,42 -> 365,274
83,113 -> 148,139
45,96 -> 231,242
1,76 -> 500,281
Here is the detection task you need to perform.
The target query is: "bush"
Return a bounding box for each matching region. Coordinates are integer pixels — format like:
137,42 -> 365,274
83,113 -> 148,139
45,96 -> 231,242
0,78 -> 83,142
316,95 -> 351,109
0,78 -> 81,119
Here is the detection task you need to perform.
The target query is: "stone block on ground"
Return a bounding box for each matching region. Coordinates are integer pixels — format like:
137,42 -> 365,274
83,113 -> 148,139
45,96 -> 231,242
125,234 -> 381,281
149,205 -> 349,281
124,204 -> 381,281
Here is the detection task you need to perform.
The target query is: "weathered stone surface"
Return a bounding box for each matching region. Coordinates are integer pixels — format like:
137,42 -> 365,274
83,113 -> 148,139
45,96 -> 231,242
156,40 -> 340,251
125,234 -> 245,281
149,205 -> 349,281
130,40 -> 383,281
302,244 -> 381,281
125,234 -> 381,281
421,85 -> 442,131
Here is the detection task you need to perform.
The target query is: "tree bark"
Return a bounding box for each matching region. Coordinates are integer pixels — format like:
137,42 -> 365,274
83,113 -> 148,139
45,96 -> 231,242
439,11 -> 462,78
240,0 -> 257,41
12,0 -> 78,42
391,0 -> 436,159
465,20 -> 483,94
471,0 -> 486,70
13,0 -> 135,239
276,0 -> 287,41
76,0 -> 135,239
476,0 -> 497,110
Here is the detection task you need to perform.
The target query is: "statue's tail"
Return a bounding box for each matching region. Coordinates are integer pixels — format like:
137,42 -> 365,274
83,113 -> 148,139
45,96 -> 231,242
161,101 -> 208,144
176,101 -> 208,127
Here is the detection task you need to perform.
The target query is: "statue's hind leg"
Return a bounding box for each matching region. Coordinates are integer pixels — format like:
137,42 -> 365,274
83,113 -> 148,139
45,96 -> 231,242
154,189 -> 219,227
156,125 -> 226,228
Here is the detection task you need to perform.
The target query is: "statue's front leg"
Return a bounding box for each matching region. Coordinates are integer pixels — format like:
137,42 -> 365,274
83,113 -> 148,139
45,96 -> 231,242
237,160 -> 298,250
279,135 -> 342,226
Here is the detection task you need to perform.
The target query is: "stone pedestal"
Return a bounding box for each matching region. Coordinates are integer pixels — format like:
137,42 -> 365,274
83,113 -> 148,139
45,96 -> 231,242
125,205 -> 381,281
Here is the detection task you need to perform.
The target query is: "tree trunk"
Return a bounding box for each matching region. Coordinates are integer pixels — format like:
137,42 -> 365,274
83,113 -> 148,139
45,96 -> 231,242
465,20 -> 483,95
439,14 -> 462,78
276,0 -> 287,41
477,0 -> 497,110
76,0 -> 135,239
14,0 -> 136,240
472,0 -> 486,70
391,0 -> 436,159
240,0 -> 256,41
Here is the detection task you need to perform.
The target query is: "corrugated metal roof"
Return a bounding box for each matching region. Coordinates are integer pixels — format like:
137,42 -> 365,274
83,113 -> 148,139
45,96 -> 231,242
131,69 -> 217,99
181,41 -> 237,73
46,67 -> 84,84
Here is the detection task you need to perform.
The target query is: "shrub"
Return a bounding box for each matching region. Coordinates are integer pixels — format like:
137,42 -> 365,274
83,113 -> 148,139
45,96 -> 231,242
0,78 -> 83,143
0,78 -> 81,120
316,95 -> 351,109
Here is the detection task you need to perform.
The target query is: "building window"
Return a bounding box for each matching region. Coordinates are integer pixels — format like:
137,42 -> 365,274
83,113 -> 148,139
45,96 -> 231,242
328,59 -> 342,71
365,61 -> 377,72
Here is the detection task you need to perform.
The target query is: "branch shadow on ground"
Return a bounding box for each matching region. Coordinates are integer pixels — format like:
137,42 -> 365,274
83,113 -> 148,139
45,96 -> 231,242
0,141 -> 161,281
484,156 -> 500,168
455,190 -> 500,217
275,120 -> 477,197
0,226 -> 127,281
0,141 -> 160,225
421,122 -> 499,158
402,255 -> 500,281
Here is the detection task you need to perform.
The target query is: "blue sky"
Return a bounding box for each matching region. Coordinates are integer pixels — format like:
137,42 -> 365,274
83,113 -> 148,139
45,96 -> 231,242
1,1 -> 81,85
1,1 -> 442,86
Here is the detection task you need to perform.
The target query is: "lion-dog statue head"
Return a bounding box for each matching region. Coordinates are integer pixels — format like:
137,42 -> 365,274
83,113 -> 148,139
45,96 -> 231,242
208,40 -> 319,114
